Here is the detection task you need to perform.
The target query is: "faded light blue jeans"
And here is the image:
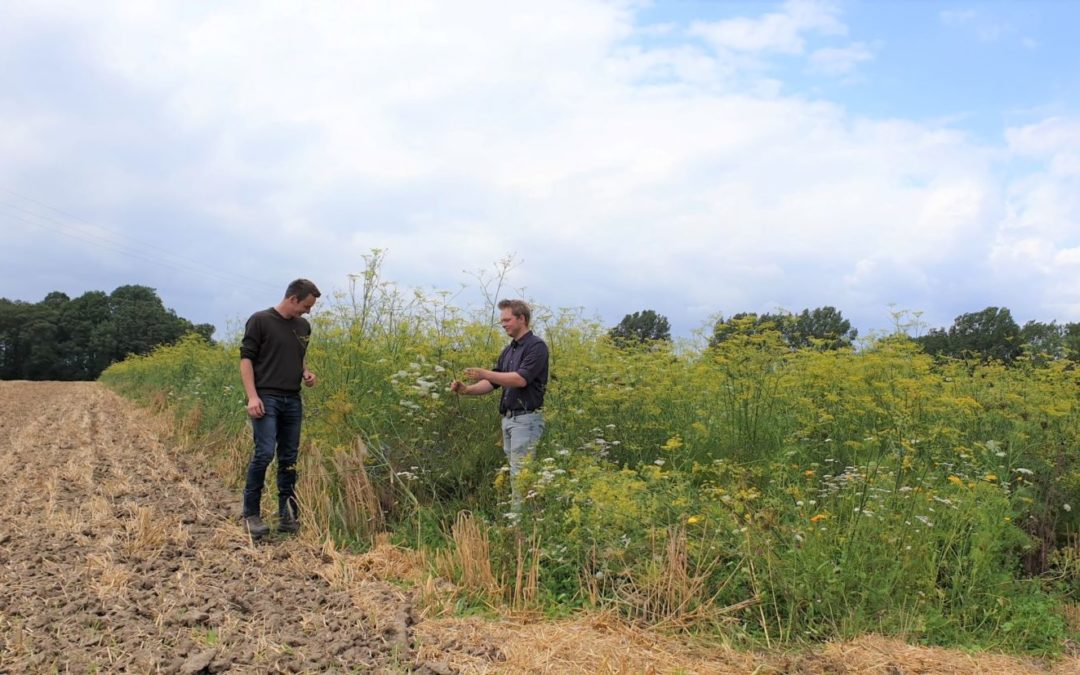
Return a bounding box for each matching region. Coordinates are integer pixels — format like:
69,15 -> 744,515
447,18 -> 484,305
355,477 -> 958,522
243,392 -> 302,519
501,411 -> 545,502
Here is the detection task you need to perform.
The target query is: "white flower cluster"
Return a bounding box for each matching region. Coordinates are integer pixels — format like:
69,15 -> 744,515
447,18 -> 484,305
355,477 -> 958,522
390,358 -> 446,401
580,425 -> 621,458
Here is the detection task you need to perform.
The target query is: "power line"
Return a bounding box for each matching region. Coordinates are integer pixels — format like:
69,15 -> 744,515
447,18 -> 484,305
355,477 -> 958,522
0,188 -> 284,296
0,187 -> 282,291
0,204 -> 278,296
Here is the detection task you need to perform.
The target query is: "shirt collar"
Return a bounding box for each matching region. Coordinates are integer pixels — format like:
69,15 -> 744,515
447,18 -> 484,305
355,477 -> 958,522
511,330 -> 533,348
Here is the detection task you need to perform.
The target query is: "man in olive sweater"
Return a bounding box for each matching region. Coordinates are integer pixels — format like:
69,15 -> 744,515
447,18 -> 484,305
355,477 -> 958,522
239,278 -> 320,538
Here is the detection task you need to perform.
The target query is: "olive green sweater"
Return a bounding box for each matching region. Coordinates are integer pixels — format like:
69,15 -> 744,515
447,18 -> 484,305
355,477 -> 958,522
239,308 -> 311,394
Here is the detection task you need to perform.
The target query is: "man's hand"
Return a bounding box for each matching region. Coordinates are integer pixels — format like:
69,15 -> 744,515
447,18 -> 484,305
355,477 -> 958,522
453,369 -> 501,397
302,370 -> 317,388
246,396 -> 265,418
463,367 -> 488,382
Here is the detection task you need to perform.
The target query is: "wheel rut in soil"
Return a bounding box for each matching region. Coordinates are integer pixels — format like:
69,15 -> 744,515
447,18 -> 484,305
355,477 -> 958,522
0,381 -> 430,673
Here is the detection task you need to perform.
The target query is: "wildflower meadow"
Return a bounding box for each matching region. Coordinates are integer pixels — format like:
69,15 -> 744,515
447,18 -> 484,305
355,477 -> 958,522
101,260 -> 1079,655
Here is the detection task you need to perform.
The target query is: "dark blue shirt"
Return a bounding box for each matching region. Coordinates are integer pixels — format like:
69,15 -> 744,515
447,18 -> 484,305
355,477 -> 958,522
493,331 -> 549,414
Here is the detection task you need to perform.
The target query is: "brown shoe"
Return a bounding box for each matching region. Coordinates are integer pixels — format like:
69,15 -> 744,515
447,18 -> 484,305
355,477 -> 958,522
243,515 -> 269,538
278,514 -> 300,534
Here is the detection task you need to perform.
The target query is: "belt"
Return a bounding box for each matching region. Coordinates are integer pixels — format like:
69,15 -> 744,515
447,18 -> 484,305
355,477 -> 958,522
503,408 -> 542,418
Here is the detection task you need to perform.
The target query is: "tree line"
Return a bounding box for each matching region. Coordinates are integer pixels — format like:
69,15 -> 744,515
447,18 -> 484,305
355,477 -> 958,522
0,285 -> 213,381
5,284 -> 1074,381
915,306 -> 1080,364
608,305 -> 858,350
610,304 -> 1080,363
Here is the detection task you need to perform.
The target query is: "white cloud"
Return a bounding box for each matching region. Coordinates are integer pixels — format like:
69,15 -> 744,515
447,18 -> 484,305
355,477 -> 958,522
690,0 -> 845,55
1007,117 -> 1080,163
988,118 -> 1080,317
1,0 -> 1078,337
940,9 -> 978,26
940,8 -> 1008,42
809,42 -> 874,76
1056,247 -> 1080,267
1002,118 -> 1080,242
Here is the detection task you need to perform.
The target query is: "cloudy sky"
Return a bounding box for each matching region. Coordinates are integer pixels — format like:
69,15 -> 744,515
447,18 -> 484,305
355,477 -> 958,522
2,0 -> 1079,340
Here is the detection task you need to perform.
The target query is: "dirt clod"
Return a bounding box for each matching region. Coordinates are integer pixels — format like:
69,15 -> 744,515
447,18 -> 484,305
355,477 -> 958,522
179,648 -> 216,674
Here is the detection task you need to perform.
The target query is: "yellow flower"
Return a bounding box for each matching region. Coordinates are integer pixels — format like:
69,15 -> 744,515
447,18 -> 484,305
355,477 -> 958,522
947,475 -> 963,486
804,470 -> 815,477
687,515 -> 703,525
984,474 -> 997,482
810,513 -> 828,523
662,435 -> 684,452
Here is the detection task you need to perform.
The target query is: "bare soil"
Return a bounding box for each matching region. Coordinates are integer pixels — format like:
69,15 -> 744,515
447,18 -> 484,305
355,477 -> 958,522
1,381 -> 1076,674
0,382 -> 416,673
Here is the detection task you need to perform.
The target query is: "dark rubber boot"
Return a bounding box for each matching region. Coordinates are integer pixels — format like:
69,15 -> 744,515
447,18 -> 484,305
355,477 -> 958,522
278,514 -> 300,534
243,515 -> 270,539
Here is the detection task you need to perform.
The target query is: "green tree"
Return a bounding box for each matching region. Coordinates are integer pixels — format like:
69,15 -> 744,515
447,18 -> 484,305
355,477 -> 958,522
22,292 -> 70,379
1019,320 -> 1065,364
609,309 -> 671,346
1,285 -> 212,381
1065,322 -> 1080,361
917,327 -> 950,358
0,299 -> 31,380
950,306 -> 1022,363
710,307 -> 856,351
789,306 -> 857,350
190,322 -> 216,342
59,291 -> 112,379
918,306 -> 1022,363
92,285 -> 192,363
709,312 -> 790,348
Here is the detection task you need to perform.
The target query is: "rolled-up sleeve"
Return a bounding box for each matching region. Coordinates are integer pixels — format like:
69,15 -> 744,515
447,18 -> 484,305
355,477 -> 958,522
240,316 -> 261,361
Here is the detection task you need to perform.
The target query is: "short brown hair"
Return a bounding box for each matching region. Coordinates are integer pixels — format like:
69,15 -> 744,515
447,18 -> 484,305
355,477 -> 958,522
497,299 -> 531,325
285,278 -> 321,302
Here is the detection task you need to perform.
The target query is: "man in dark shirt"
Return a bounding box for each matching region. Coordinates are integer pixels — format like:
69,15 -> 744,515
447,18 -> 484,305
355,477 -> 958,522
451,299 -> 549,500
239,278 -> 320,538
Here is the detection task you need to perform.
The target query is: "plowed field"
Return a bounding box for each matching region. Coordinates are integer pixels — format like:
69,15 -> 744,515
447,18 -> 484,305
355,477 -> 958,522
1,381 -> 1075,673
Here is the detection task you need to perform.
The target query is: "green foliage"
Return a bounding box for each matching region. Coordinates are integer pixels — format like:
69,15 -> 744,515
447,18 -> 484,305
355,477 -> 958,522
918,306 -> 1023,364
102,333 -> 240,436
608,309 -> 671,346
709,312 -> 782,348
709,306 -> 856,351
0,285 -> 211,380
1066,323 -> 1080,361
100,260 -> 1078,655
1016,319 -> 1080,365
789,306 -> 858,350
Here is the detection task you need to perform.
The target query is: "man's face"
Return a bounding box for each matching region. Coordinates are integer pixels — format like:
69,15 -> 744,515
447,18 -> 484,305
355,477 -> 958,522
499,308 -> 527,339
285,294 -> 317,318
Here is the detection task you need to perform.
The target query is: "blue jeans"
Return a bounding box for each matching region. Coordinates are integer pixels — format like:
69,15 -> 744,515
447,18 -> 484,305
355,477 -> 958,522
501,411 -> 545,478
243,393 -> 302,518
